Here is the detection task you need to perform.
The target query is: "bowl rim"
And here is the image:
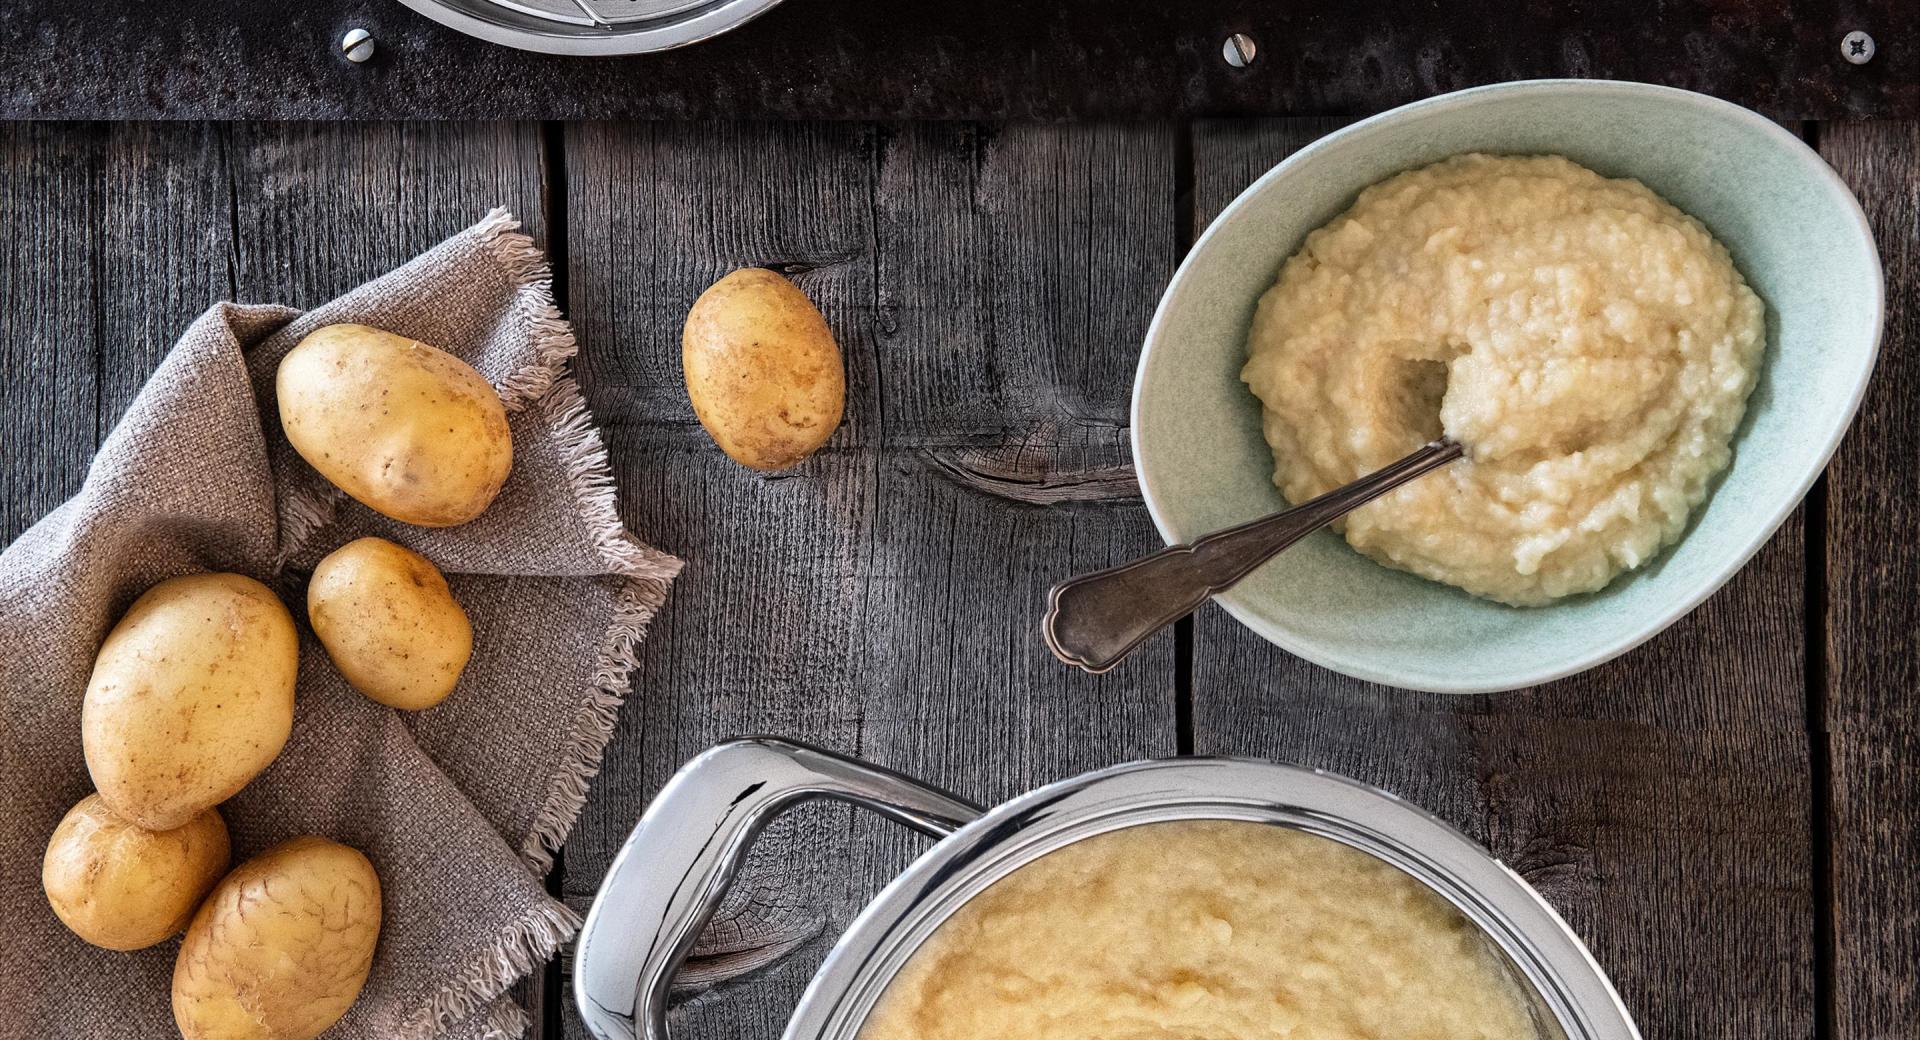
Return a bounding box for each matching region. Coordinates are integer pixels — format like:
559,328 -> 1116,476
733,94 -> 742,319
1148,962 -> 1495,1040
1131,78 -> 1885,694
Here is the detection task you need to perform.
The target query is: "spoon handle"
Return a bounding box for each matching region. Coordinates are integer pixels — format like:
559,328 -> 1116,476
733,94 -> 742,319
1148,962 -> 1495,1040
1042,439 -> 1463,673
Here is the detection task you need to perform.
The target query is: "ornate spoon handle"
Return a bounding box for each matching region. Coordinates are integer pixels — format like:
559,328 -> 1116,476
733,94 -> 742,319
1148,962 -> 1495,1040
1042,439 -> 1464,673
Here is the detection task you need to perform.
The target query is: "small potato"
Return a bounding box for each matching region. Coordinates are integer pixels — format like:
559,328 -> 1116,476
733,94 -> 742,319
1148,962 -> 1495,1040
83,573 -> 298,831
278,323 -> 513,527
42,795 -> 230,951
173,836 -> 381,1040
683,268 -> 845,470
308,537 -> 473,710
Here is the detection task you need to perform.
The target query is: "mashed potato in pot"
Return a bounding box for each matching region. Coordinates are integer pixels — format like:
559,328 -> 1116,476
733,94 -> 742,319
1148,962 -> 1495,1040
859,821 -> 1541,1040
1241,154 -> 1765,605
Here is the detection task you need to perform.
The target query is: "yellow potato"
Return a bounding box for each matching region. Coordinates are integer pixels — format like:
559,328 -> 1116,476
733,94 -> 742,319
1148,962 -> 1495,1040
173,836 -> 381,1040
82,573 -> 298,831
683,268 -> 845,470
308,537 -> 472,710
277,323 -> 512,527
41,794 -> 230,951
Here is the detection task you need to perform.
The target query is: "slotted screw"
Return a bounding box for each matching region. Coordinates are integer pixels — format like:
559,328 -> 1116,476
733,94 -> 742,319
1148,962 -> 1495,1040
341,28 -> 376,64
1841,30 -> 1875,65
1223,33 -> 1257,69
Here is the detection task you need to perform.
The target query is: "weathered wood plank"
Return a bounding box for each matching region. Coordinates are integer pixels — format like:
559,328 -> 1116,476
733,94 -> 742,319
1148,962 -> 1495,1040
0,124 -> 102,544
226,122 -> 546,303
1819,118 -> 1920,1040
1186,118 -> 1814,1039
0,124 -> 234,543
558,121 -> 1179,1038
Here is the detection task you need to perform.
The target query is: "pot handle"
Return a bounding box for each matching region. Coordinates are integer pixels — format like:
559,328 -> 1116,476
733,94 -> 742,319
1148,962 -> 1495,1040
573,736 -> 984,1040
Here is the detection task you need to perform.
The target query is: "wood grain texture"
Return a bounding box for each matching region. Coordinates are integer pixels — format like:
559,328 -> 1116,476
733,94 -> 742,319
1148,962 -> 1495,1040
1186,119 -> 1815,1039
225,122 -> 545,304
557,121 -> 1179,1039
4,0 -> 1916,120
0,124 -> 233,542
0,123 -> 102,544
1819,119 -> 1920,1040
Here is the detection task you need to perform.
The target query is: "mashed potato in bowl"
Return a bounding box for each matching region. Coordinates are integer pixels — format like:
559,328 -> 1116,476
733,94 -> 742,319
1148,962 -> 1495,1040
1241,154 -> 1765,606
859,821 -> 1541,1040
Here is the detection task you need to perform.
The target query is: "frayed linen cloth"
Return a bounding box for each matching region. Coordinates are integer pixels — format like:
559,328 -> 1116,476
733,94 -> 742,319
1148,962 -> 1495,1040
0,211 -> 680,1040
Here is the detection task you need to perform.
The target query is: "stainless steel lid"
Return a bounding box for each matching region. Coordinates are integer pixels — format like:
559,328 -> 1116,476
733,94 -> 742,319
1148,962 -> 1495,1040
575,738 -> 1641,1040
392,0 -> 784,55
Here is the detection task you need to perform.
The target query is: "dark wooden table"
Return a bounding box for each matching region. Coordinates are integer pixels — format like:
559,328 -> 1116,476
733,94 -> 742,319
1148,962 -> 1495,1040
2,114 -> 1914,1040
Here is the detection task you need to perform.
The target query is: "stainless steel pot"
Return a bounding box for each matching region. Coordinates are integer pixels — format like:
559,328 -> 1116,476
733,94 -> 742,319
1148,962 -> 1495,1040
575,738 -> 1642,1040
392,0 -> 783,55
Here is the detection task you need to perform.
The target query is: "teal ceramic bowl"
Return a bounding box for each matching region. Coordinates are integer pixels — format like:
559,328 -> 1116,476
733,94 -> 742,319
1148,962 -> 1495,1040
1133,80 -> 1882,693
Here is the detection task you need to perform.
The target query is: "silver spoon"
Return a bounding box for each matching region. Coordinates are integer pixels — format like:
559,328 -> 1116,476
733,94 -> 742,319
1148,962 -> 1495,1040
1042,438 -> 1464,673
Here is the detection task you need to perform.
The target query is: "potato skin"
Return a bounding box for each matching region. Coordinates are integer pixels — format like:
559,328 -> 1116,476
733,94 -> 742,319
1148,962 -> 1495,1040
308,537 -> 473,710
173,837 -> 382,1040
82,573 -> 298,831
277,323 -> 513,527
42,795 -> 230,951
683,268 -> 845,470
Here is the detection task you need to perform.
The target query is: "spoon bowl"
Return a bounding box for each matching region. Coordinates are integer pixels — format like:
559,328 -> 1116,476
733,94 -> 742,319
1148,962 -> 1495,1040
1046,440 -> 1462,673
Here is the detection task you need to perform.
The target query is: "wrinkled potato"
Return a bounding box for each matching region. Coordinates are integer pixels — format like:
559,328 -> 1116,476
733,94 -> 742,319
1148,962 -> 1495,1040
683,268 -> 845,470
277,323 -> 513,527
83,573 -> 298,831
308,537 -> 473,710
41,794 -> 230,951
173,836 -> 382,1040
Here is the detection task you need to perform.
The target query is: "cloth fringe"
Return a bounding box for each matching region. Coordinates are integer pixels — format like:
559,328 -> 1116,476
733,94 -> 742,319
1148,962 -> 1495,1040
479,1000 -> 530,1040
409,899 -> 580,1040
519,570 -> 670,872
472,208 -> 579,412
536,378 -> 686,583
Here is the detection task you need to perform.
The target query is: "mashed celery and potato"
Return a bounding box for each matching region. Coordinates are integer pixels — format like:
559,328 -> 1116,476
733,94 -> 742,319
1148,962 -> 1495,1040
860,821 -> 1539,1040
1242,154 -> 1764,605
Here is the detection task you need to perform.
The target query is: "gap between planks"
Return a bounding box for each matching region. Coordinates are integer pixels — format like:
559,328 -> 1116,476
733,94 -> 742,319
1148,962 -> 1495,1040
1798,118 -> 1837,1040
534,118 -> 572,1040
1172,119 -> 1197,756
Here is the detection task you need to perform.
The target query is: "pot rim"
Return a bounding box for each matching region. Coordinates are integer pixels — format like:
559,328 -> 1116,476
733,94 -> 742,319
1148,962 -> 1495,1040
390,0 -> 785,55
785,756 -> 1640,1040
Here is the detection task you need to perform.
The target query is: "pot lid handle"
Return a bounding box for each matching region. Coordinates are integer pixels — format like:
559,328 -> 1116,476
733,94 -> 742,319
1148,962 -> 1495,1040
573,736 -> 982,1040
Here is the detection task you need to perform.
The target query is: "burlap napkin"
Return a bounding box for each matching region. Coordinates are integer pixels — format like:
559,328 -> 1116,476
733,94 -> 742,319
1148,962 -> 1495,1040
0,211 -> 680,1039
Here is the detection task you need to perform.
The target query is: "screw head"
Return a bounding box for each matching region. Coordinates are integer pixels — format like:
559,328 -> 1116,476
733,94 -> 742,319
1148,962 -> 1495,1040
1222,33 -> 1257,69
341,28 -> 376,64
1841,30 -> 1875,64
